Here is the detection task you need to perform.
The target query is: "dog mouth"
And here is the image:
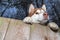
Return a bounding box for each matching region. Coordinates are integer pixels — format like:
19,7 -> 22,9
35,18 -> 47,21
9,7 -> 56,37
38,19 -> 48,24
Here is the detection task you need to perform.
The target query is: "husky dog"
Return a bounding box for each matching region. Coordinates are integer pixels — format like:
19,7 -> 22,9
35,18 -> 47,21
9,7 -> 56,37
23,4 -> 59,31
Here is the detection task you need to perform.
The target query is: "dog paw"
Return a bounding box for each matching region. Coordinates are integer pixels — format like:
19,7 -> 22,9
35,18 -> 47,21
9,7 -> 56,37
48,22 -> 59,31
23,17 -> 32,23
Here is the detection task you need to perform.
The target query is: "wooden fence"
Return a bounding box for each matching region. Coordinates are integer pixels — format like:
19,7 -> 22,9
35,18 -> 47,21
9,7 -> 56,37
0,17 -> 60,40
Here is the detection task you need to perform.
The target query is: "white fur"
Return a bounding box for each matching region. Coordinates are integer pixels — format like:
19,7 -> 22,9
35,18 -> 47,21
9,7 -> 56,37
42,4 -> 46,11
23,4 -> 59,30
23,4 -> 49,24
31,14 -> 40,23
23,16 -> 40,23
23,17 -> 32,23
23,9 -> 49,24
48,22 -> 59,30
36,10 -> 41,13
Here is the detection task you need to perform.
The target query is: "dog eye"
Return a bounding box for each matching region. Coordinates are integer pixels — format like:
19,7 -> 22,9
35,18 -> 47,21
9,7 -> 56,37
36,13 -> 39,14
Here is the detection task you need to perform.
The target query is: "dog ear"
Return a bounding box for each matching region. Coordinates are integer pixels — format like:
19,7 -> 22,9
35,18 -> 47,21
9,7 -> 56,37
29,4 -> 35,14
42,4 -> 46,11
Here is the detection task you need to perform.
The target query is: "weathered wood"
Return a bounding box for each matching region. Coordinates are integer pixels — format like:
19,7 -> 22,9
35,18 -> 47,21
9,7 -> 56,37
46,26 -> 60,40
0,17 -> 60,40
4,19 -> 30,40
0,17 -> 10,40
30,24 -> 60,40
30,24 -> 47,40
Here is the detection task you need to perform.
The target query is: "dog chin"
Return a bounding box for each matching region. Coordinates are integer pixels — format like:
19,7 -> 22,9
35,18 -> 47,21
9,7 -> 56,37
39,20 -> 48,24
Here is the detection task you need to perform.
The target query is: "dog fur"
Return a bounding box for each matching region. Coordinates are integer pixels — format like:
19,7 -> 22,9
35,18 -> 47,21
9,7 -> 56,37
23,4 -> 59,31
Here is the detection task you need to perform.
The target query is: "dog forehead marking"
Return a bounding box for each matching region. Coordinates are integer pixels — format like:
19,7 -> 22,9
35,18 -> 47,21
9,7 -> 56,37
36,9 -> 40,13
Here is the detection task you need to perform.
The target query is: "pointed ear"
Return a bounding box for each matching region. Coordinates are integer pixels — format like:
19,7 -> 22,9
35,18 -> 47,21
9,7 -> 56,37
42,4 -> 46,11
29,4 -> 35,14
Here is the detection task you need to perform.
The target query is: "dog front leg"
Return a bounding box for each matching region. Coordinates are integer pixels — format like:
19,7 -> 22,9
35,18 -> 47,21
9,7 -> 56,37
47,22 -> 59,31
23,17 -> 32,23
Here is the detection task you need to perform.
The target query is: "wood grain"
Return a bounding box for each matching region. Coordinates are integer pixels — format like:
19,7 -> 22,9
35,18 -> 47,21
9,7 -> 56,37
4,19 -> 30,40
46,26 -> 60,40
30,24 -> 47,40
0,17 -> 10,40
0,17 -> 60,40
30,24 -> 60,40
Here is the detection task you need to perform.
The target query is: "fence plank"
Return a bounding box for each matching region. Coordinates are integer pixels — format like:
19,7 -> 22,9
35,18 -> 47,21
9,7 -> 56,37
4,19 -> 30,40
46,26 -> 60,40
0,17 -> 60,40
0,17 -> 10,40
30,24 -> 60,40
30,24 -> 47,40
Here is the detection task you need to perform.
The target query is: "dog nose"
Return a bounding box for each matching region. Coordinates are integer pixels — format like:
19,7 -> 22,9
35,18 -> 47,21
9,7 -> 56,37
43,13 -> 48,19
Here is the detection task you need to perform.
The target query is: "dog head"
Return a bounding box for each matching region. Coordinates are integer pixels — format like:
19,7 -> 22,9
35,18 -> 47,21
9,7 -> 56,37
28,4 -> 49,24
